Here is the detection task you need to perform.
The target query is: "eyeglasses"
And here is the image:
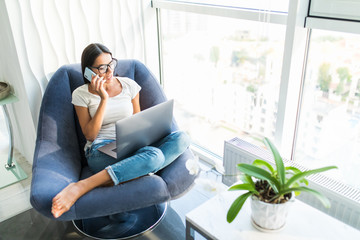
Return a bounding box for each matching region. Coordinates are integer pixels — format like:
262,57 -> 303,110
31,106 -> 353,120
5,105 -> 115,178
91,58 -> 117,74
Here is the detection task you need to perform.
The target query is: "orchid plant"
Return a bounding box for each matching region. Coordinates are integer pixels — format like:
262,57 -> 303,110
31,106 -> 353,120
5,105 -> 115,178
226,137 -> 337,223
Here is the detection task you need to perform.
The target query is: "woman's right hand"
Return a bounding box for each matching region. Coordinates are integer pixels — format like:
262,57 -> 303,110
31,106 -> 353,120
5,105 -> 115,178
77,74 -> 109,141
91,75 -> 109,100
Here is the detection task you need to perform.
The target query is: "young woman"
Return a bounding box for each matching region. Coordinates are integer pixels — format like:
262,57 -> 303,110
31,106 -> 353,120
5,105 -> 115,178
51,43 -> 190,218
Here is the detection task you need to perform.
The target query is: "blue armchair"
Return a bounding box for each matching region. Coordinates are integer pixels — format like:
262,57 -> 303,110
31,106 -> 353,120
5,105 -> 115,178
30,60 -> 197,239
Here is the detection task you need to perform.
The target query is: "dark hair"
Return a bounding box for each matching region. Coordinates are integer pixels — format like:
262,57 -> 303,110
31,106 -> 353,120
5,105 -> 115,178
81,43 -> 112,84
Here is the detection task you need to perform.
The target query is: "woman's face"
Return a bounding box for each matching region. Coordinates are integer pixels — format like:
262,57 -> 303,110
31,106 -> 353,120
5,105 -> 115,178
92,53 -> 114,82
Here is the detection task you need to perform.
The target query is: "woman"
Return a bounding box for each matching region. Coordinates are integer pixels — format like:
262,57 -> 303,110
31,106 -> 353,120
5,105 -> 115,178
51,43 -> 190,218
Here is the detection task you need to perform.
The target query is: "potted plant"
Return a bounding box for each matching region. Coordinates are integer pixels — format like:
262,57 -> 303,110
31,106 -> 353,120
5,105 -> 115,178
226,137 -> 337,231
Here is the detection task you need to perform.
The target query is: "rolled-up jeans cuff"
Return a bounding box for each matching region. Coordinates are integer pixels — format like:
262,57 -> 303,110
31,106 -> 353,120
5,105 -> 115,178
105,166 -> 119,185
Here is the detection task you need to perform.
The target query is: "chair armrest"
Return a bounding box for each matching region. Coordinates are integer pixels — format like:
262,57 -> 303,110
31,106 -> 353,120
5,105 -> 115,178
30,140 -> 82,219
158,149 -> 198,199
71,175 -> 170,220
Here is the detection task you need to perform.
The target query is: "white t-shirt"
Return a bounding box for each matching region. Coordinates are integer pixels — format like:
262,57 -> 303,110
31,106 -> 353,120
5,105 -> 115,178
71,77 -> 141,150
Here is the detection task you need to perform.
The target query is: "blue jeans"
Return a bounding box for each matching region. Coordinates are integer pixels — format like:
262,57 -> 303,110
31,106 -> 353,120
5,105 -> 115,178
85,131 -> 190,185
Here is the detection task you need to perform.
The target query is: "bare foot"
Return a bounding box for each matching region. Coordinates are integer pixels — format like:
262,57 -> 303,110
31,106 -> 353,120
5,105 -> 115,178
51,170 -> 114,218
51,182 -> 86,218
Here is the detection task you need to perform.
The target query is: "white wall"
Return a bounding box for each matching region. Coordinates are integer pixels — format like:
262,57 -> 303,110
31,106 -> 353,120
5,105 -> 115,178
0,0 -> 158,164
0,0 -> 37,164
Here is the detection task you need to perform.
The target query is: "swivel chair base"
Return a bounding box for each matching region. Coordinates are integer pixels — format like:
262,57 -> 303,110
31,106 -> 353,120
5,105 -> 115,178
73,202 -> 168,239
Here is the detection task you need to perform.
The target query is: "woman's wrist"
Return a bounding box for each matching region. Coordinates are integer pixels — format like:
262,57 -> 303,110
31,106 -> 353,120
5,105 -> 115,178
100,96 -> 108,102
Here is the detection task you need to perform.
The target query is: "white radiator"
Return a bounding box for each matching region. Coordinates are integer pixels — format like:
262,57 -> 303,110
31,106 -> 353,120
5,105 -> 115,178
222,137 -> 360,230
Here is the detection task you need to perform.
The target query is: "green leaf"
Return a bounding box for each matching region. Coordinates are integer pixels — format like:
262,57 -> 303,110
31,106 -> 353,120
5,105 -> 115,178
237,163 -> 280,192
227,192 -> 253,223
290,182 -> 302,196
285,166 -> 309,185
298,178 -> 309,186
239,174 -> 256,189
252,159 -> 275,174
279,187 -> 331,208
285,166 -> 337,188
285,166 -> 301,174
264,137 -> 286,185
229,183 -> 255,191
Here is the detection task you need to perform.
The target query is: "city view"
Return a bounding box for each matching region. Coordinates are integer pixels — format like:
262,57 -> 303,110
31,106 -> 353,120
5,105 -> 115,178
161,10 -> 360,189
296,30 -> 360,186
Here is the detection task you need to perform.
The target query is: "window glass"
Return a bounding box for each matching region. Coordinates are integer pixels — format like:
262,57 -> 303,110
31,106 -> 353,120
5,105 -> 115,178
166,0 -> 289,13
161,10 -> 286,156
295,29 -> 360,189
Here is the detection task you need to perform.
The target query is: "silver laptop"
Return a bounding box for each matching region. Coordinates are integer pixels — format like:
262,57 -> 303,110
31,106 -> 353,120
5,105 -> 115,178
98,99 -> 174,160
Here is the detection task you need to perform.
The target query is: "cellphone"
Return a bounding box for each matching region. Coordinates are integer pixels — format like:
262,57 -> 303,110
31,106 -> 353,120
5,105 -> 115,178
84,67 -> 96,82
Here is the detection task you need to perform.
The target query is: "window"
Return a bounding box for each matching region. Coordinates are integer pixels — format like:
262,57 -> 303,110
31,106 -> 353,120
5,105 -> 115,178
153,0 -> 360,195
160,9 -> 286,156
166,0 -> 289,13
295,29 -> 360,189
309,0 -> 360,21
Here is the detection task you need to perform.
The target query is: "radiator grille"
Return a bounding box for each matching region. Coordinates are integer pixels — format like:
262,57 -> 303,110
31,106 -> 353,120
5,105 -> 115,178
222,137 -> 360,230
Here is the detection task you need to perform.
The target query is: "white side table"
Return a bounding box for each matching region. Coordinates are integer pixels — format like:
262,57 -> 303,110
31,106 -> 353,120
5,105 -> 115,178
186,190 -> 360,240
0,93 -> 27,189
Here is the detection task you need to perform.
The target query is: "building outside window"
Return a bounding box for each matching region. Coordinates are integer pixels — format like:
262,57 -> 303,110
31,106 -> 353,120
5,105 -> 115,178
161,9 -> 285,156
295,29 -> 360,189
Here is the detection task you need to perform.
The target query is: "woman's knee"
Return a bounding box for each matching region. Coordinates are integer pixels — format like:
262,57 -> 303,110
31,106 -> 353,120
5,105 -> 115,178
140,146 -> 165,171
172,131 -> 191,150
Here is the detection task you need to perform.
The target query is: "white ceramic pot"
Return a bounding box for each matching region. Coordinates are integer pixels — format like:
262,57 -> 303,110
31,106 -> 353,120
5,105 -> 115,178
250,194 -> 294,232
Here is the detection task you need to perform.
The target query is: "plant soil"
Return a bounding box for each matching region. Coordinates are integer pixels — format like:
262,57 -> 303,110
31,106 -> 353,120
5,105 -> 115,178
254,180 -> 292,204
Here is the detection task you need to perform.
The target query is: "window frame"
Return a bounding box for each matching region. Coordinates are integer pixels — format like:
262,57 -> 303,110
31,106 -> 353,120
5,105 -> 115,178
309,0 -> 360,22
152,0 -> 288,24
